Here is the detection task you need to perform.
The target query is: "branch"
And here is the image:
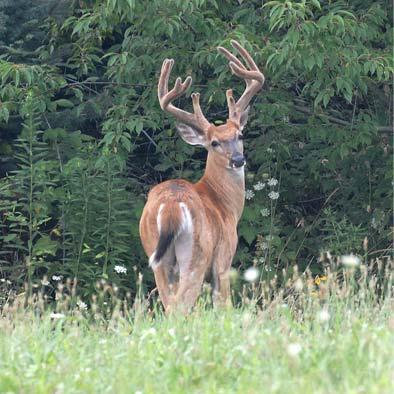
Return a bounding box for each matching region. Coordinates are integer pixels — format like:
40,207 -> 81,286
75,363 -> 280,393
293,103 -> 392,133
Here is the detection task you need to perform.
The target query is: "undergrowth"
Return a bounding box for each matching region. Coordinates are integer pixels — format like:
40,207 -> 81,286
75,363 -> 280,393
0,258 -> 392,394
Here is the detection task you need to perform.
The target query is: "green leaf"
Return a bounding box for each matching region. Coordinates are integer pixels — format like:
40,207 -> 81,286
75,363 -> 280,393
55,99 -> 74,109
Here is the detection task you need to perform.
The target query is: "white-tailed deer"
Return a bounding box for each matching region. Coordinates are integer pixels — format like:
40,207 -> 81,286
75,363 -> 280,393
139,40 -> 264,313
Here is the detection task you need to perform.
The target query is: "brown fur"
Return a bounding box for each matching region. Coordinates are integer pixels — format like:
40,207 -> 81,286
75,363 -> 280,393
139,122 -> 245,314
140,41 -> 263,313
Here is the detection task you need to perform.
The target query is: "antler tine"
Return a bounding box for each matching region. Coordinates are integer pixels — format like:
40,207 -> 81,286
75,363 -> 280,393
218,40 -> 265,123
158,59 -> 211,134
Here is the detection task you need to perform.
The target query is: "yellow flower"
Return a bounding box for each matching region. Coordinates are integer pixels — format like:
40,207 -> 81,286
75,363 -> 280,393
314,275 -> 327,285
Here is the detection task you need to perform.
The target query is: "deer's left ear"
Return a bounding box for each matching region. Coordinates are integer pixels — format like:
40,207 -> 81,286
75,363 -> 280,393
176,123 -> 207,146
239,107 -> 250,131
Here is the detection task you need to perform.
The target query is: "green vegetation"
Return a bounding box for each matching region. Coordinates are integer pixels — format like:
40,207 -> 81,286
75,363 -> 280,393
1,263 -> 393,393
0,0 -> 392,299
0,3 -> 392,391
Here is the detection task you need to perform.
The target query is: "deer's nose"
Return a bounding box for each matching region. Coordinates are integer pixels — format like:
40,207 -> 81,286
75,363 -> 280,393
230,153 -> 246,168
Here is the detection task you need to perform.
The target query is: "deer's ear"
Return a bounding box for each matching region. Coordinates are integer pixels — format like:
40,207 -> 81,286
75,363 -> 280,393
176,124 -> 207,146
239,106 -> 250,130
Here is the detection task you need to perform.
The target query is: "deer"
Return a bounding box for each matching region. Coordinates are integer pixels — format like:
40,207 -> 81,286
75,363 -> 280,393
139,40 -> 265,314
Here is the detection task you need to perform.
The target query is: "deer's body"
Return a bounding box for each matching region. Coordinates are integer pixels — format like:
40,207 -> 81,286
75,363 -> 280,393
139,41 -> 264,313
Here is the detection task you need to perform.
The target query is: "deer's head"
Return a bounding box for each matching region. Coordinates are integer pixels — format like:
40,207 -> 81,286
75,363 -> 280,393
158,40 -> 264,171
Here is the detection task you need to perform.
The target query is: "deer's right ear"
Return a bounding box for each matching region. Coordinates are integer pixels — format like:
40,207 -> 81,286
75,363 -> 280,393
176,124 -> 207,146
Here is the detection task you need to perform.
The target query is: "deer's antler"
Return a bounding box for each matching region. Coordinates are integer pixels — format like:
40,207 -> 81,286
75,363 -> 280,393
217,40 -> 265,125
158,59 -> 211,134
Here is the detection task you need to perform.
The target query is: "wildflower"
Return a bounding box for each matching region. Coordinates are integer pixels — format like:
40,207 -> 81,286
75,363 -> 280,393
253,181 -> 265,191
268,191 -> 279,200
294,278 -> 303,292
267,148 -> 274,153
52,275 -> 61,281
267,178 -> 278,187
259,241 -> 268,251
50,312 -> 65,319
168,328 -> 176,338
260,208 -> 270,217
114,265 -> 127,274
317,309 -> 330,323
314,275 -> 327,285
77,300 -> 87,310
287,343 -> 302,357
245,189 -> 255,200
341,255 -> 360,268
243,267 -> 259,283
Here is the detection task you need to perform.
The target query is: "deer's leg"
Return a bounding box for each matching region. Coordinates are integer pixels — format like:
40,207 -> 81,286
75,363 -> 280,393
213,269 -> 232,307
212,247 -> 235,308
151,244 -> 176,312
168,233 -> 207,314
171,262 -> 207,314
152,264 -> 170,310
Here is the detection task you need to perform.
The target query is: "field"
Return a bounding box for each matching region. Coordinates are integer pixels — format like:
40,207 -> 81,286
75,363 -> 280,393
0,264 -> 393,394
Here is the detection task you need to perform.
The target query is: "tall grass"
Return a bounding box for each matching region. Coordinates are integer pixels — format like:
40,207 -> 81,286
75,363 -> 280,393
0,258 -> 393,394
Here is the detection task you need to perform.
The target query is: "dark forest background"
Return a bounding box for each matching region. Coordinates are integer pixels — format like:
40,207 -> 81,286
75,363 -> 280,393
0,0 -> 392,301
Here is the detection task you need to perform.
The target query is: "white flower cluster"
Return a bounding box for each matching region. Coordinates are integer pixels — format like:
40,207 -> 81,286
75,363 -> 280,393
341,255 -> 360,268
245,190 -> 255,200
114,265 -> 127,274
260,208 -> 270,217
243,267 -> 259,283
253,181 -> 265,191
267,178 -> 278,187
268,191 -> 279,200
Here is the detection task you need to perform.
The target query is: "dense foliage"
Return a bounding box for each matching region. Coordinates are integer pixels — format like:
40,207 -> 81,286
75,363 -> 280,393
0,0 -> 392,300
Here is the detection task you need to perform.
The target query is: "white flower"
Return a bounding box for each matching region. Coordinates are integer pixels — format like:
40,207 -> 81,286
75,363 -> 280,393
294,278 -> 303,292
50,312 -> 65,319
77,300 -> 87,310
268,191 -> 279,200
267,148 -> 274,153
260,208 -> 270,217
267,178 -> 278,187
245,189 -> 255,200
253,181 -> 265,191
341,255 -> 360,268
261,241 -> 269,250
317,309 -> 330,323
114,265 -> 127,274
287,343 -> 302,357
243,267 -> 259,283
52,275 -> 61,281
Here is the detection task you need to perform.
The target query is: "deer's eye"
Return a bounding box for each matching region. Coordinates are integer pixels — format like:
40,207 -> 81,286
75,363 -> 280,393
211,140 -> 220,147
238,134 -> 244,140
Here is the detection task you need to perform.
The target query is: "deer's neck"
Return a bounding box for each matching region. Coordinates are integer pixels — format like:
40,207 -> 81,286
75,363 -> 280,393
197,152 -> 245,222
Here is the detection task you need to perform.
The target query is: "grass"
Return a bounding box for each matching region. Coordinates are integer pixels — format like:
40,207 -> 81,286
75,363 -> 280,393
0,262 -> 393,394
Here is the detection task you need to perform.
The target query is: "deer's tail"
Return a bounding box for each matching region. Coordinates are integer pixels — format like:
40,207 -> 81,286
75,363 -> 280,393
149,202 -> 192,267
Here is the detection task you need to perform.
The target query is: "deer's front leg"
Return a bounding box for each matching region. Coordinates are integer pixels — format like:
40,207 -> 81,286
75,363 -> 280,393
212,244 -> 236,308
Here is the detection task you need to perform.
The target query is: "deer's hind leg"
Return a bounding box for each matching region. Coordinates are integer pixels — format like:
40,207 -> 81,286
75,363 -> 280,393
169,234 -> 209,314
151,243 -> 177,311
